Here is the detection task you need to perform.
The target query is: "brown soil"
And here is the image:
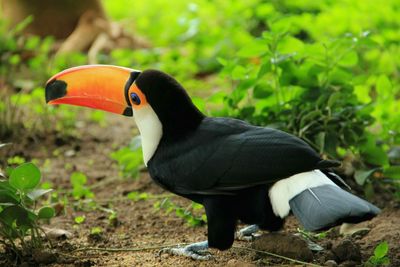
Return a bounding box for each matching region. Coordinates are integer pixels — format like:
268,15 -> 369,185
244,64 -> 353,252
1,111 -> 399,267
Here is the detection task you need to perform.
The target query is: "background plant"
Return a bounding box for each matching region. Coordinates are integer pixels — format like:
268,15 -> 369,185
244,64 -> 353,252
0,162 -> 54,259
366,241 -> 390,266
110,136 -> 143,179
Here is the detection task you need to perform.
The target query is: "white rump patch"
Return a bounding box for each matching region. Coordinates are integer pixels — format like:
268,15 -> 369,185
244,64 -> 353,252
133,105 -> 163,165
269,170 -> 337,218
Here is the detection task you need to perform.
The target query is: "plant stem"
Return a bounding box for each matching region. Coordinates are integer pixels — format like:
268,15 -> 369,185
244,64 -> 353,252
232,245 -> 323,267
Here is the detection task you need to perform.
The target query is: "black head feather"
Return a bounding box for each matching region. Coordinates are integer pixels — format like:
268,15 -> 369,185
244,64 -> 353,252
135,70 -> 205,140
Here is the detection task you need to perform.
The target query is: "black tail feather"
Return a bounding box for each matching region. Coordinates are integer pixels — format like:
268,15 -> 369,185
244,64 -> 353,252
289,185 -> 380,231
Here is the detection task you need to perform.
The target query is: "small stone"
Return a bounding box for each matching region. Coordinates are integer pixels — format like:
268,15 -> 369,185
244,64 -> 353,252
332,239 -> 361,262
161,253 -> 169,259
324,241 -> 333,250
324,251 -> 338,261
339,260 -> 358,267
64,149 -> 76,157
252,233 -> 313,262
339,223 -> 370,237
325,259 -> 338,267
43,227 -> 73,240
87,232 -> 104,242
32,249 -> 57,264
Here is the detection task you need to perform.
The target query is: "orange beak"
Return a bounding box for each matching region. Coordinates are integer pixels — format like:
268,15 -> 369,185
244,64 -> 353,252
45,65 -> 141,116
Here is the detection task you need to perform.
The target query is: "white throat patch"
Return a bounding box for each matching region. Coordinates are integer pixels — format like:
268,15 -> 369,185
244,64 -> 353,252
133,105 -> 163,165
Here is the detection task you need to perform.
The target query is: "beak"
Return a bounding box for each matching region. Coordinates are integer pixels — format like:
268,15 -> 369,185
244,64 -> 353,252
45,65 -> 141,116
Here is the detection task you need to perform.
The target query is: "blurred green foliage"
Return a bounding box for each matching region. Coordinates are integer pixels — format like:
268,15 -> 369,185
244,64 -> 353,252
110,136 -> 143,179
0,0 -> 400,231
103,0 -> 400,196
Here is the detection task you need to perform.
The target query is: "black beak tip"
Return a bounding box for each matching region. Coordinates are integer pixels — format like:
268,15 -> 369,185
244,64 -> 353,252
45,79 -> 67,103
123,107 -> 133,117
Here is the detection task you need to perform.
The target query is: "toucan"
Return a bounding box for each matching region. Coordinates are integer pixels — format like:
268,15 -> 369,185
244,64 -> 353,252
45,65 -> 380,260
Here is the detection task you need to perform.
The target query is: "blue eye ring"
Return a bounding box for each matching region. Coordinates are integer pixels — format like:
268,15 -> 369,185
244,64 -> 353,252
130,93 -> 141,105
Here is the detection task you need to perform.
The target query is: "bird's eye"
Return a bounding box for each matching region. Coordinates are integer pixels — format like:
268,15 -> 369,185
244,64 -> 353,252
130,93 -> 141,105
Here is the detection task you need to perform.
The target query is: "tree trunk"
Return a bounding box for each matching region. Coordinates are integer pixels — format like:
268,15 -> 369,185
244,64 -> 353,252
1,0 -> 106,39
1,0 -> 149,62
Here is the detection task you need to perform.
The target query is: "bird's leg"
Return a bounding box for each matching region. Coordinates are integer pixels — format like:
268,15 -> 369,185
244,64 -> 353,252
158,241 -> 211,260
235,224 -> 260,241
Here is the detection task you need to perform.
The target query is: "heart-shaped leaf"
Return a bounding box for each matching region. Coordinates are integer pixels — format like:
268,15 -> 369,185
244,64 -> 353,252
9,163 -> 41,190
38,207 -> 55,219
0,205 -> 32,227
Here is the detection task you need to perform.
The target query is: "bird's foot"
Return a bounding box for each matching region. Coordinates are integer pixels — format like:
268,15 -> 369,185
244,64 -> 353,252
235,224 -> 260,241
158,241 -> 211,260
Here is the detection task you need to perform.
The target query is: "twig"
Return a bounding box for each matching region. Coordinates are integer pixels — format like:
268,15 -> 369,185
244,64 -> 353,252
96,193 -> 176,204
73,243 -> 188,253
57,251 -> 80,259
232,245 -> 322,267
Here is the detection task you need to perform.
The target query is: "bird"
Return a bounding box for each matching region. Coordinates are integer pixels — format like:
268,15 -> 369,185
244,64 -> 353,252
45,64 -> 380,260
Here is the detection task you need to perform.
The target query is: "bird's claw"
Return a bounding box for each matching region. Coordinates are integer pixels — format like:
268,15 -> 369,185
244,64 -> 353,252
158,242 -> 212,260
235,224 -> 260,242
235,232 -> 261,241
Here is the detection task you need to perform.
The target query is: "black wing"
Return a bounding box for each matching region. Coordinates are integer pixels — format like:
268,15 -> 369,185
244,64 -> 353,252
148,117 -> 339,195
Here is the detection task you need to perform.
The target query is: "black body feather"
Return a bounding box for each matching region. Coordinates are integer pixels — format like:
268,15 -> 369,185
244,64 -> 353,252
148,117 -> 338,195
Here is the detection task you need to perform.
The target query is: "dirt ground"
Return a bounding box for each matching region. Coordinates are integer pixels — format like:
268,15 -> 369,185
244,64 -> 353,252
1,111 -> 399,267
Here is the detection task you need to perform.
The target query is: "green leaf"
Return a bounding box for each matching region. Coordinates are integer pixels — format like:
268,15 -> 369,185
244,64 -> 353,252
361,146 -> 389,166
376,75 -> 392,97
316,132 -> 326,154
90,226 -> 103,235
239,106 -> 255,118
74,216 -> 85,224
327,92 -> 341,108
237,39 -> 267,57
383,166 -> 400,179
70,172 -> 87,186
9,163 -> 41,190
257,60 -> 271,78
0,190 -> 19,204
338,51 -> 358,67
253,84 -> 273,99
0,205 -> 32,228
231,65 -> 247,80
217,57 -> 228,66
374,241 -> 389,259
27,189 -> 53,200
300,110 -> 322,127
38,206 -> 55,219
0,181 -> 17,193
11,15 -> 33,35
127,191 -> 148,201
354,169 -> 377,185
278,36 -> 304,55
